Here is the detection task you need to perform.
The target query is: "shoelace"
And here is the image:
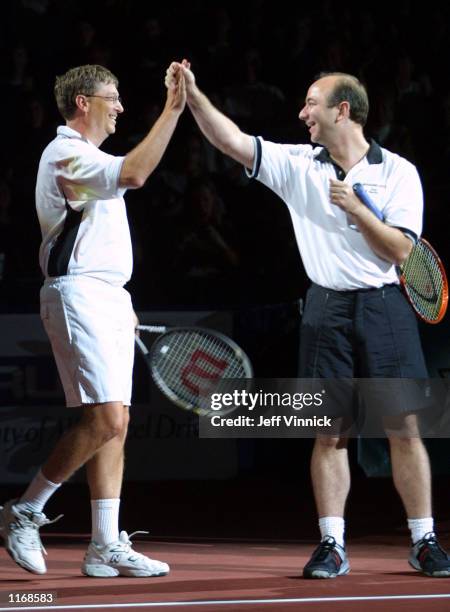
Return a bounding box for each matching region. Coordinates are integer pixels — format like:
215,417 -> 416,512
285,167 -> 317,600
12,511 -> 63,555
115,530 -> 149,552
420,533 -> 448,560
314,537 -> 341,561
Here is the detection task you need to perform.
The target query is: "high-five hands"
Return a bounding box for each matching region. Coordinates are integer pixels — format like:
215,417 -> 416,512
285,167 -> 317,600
164,61 -> 186,112
165,59 -> 195,97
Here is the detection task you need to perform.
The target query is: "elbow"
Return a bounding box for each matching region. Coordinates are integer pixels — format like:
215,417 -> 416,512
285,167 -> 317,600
128,175 -> 146,189
394,240 -> 414,266
393,255 -> 406,267
119,159 -> 147,189
120,174 -> 146,190
394,254 -> 408,267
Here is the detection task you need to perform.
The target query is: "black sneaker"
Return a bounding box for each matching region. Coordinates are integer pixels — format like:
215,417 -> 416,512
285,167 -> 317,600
409,532 -> 450,577
303,536 -> 350,579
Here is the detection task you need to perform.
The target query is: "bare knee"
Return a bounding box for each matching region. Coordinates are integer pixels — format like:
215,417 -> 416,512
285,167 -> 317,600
82,402 -> 129,443
388,435 -> 425,452
384,413 -> 421,441
315,436 -> 348,451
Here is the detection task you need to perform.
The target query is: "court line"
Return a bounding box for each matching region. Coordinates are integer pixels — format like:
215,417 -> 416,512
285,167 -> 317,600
1,593 -> 450,611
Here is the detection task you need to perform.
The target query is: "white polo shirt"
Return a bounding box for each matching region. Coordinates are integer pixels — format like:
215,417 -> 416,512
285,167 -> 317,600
247,137 -> 423,290
36,126 -> 132,287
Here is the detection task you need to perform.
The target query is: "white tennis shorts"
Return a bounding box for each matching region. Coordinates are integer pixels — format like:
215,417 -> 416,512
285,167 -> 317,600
40,276 -> 135,407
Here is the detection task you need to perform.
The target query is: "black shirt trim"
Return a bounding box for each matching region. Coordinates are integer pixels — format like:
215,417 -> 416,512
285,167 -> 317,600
47,200 -> 83,277
315,139 -> 383,178
254,137 -> 262,178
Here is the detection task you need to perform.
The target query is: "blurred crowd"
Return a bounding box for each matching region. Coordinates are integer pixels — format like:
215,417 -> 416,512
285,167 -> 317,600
1,0 -> 449,312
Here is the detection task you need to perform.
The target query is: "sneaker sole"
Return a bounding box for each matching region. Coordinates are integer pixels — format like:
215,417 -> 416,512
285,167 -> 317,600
82,564 -> 120,577
408,559 -> 450,577
82,564 -> 169,578
304,561 -> 350,579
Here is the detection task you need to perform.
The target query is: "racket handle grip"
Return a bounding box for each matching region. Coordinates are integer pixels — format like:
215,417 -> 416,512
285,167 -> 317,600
353,183 -> 385,222
136,324 -> 167,334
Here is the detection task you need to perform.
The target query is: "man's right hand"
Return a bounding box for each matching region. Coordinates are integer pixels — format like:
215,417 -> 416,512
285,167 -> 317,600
180,59 -> 195,93
165,58 -> 254,170
164,62 -> 186,113
166,59 -> 195,100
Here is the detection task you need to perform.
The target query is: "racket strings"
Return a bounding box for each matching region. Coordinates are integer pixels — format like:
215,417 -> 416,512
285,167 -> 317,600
401,242 -> 445,320
151,331 -> 248,407
158,332 -> 244,377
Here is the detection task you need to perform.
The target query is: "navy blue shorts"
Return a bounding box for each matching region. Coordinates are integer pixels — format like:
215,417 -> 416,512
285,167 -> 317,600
300,283 -> 428,378
299,283 -> 429,423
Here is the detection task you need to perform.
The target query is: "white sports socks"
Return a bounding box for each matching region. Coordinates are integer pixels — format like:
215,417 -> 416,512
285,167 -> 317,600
18,470 -> 61,513
91,498 -> 120,546
319,516 -> 345,548
408,517 -> 434,544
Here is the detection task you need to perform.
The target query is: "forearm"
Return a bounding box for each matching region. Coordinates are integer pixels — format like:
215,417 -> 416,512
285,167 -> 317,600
187,86 -> 253,168
351,207 -> 413,265
120,107 -> 182,188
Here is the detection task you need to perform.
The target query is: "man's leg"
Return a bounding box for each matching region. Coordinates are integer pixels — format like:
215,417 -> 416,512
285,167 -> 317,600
303,435 -> 351,579
43,402 -> 129,484
387,414 -> 432,520
86,404 -> 129,546
80,405 -> 170,578
86,405 -> 129,499
298,284 -> 354,578
0,401 -> 128,574
311,435 -> 351,519
387,414 -> 450,577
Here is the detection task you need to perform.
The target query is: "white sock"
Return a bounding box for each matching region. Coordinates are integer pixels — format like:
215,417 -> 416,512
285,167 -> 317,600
18,470 -> 61,514
91,498 -> 120,546
408,517 -> 434,544
319,516 -> 345,548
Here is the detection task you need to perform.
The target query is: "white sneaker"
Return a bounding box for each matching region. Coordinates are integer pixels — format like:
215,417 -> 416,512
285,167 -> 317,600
81,531 -> 170,578
0,499 -> 62,574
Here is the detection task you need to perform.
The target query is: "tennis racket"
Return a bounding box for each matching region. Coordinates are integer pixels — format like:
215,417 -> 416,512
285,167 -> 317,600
353,183 -> 448,324
135,325 -> 253,415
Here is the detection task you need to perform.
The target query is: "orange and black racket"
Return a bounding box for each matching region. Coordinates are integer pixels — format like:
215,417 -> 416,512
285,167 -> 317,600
353,183 -> 448,324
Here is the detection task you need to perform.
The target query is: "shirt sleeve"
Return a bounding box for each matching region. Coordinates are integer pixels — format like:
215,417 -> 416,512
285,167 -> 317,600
245,136 -> 312,203
245,137 -> 262,179
54,139 -> 126,209
383,159 -> 423,241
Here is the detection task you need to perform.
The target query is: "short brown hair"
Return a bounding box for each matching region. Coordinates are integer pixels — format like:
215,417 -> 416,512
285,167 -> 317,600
318,72 -> 369,127
54,64 -> 119,120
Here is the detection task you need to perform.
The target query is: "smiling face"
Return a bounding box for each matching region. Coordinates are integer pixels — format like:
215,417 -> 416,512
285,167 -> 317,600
55,65 -> 122,145
83,82 -> 124,144
298,76 -> 340,146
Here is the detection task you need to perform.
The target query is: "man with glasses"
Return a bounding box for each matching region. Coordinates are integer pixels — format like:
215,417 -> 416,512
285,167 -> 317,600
0,63 -> 185,577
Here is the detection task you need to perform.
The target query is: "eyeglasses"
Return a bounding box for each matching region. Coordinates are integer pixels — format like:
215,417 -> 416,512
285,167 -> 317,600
83,94 -> 123,104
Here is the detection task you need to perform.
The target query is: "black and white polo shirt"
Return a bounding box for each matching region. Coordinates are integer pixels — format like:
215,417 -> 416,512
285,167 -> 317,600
36,126 -> 132,287
246,137 -> 423,291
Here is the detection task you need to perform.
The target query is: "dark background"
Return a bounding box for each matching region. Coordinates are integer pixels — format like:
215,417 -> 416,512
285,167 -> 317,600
0,0 -> 449,539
